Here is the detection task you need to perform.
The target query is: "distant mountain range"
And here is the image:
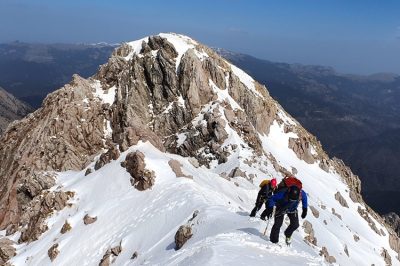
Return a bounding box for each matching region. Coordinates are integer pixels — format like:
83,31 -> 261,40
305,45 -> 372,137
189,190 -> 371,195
0,42 -> 115,108
0,42 -> 399,214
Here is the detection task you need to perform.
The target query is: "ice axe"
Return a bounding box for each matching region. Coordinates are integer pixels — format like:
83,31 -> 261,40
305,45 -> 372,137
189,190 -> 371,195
263,208 -> 275,235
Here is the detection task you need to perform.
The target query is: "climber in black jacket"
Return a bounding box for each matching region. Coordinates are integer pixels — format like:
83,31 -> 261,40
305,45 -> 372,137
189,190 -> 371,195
249,178 -> 277,218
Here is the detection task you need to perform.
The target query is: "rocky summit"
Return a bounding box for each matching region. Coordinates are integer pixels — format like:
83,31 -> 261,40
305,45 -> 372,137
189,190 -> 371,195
0,33 -> 399,265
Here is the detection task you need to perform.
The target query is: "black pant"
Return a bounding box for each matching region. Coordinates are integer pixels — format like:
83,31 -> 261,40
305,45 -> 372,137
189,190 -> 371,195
270,212 -> 299,243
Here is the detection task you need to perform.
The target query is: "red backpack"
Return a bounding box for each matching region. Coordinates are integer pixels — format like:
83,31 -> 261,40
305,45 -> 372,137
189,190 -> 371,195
277,176 -> 302,191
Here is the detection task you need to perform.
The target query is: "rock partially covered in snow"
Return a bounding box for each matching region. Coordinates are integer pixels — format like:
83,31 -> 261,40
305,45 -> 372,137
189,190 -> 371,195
175,225 -> 193,250
121,151 -> 155,191
99,242 -> 122,266
95,146 -> 120,170
83,214 -> 97,225
48,243 -> 59,262
0,238 -> 16,265
385,212 -> 400,236
19,191 -> 73,243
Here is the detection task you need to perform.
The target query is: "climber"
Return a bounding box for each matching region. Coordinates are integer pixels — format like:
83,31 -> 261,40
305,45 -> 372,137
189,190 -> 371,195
263,184 -> 308,245
249,178 -> 277,218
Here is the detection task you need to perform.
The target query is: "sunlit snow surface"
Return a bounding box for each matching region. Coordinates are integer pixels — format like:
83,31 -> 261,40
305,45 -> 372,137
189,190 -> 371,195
7,33 -> 400,266
10,142 -> 324,266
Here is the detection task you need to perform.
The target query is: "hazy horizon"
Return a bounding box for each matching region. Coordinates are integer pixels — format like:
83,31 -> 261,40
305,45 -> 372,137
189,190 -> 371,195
1,0 -> 399,75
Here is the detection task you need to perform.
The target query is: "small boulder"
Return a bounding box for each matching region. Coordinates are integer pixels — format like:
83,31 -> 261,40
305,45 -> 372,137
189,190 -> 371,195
168,159 -> 193,179
95,146 -> 120,170
319,246 -> 336,264
48,243 -> 59,262
99,243 -> 122,266
131,251 -> 138,260
381,248 -> 392,266
122,151 -> 155,191
309,205 -> 320,218
85,168 -> 93,176
334,191 -> 349,208
60,220 -> 72,234
303,220 -> 317,246
84,214 -> 97,225
175,225 -> 193,250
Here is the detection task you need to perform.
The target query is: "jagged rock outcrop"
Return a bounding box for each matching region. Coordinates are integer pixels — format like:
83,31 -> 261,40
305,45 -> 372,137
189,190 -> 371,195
358,206 -> 381,236
288,137 -> 315,164
332,157 -> 362,203
0,87 -> 32,135
95,146 -> 120,170
19,190 -> 73,243
121,151 -> 155,191
0,74 -> 109,230
385,213 -> 400,236
0,238 -> 16,265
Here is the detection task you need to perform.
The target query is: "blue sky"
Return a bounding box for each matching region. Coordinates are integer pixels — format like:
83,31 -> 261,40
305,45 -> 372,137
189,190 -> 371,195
1,0 -> 399,74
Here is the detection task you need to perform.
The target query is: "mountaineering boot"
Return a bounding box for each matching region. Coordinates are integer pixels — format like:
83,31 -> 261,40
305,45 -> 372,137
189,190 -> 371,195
285,236 -> 291,246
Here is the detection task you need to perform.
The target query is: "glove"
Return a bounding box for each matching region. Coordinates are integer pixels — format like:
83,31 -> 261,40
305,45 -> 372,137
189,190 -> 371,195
301,208 -> 307,219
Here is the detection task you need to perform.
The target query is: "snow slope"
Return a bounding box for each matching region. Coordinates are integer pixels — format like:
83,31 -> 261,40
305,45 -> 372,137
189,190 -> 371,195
9,142 -> 325,266
4,33 -> 399,266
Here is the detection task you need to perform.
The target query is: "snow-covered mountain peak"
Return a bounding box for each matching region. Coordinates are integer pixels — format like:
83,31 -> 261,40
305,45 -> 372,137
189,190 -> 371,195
0,33 -> 399,265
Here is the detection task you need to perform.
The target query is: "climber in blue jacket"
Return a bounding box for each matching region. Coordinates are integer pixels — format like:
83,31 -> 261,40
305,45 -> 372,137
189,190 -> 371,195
263,185 -> 308,245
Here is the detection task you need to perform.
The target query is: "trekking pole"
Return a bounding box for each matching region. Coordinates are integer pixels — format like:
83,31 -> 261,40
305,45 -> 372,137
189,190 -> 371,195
263,208 -> 275,235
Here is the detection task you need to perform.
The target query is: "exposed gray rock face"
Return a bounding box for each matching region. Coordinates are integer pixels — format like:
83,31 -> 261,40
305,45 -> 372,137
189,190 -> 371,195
19,191 -> 73,243
121,151 -> 155,191
288,137 -> 315,164
0,87 -> 32,135
358,206 -> 381,236
384,212 -> 400,236
332,157 -> 362,203
0,74 -> 109,230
